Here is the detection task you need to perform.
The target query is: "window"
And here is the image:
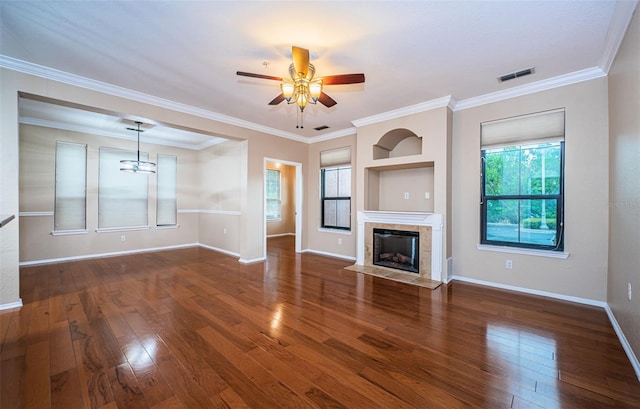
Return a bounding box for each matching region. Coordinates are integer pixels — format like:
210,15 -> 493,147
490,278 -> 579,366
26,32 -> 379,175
54,141 -> 87,232
266,169 -> 281,220
157,154 -> 177,226
98,147 -> 149,229
481,110 -> 565,251
320,147 -> 351,230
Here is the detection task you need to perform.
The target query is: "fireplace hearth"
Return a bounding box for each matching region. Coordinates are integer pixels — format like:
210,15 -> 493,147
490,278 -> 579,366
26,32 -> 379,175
373,228 -> 419,273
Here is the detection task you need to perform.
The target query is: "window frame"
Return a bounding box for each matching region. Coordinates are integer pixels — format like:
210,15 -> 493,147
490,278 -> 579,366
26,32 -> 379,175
320,165 -> 352,231
265,168 -> 281,221
480,141 -> 565,251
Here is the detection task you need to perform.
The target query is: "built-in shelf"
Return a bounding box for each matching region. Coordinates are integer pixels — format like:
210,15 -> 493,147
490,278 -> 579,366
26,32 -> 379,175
365,163 -> 435,212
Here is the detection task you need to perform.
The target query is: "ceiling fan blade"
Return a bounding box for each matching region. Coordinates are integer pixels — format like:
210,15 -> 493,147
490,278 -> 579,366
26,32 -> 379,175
237,71 -> 283,81
268,94 -> 286,105
291,46 -> 310,78
318,92 -> 337,108
322,73 -> 365,85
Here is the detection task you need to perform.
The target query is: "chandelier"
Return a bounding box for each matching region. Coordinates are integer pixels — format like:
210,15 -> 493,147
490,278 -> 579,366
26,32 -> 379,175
120,121 -> 156,173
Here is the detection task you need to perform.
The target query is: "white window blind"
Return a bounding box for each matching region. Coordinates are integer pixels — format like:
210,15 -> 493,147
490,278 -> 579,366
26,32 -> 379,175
320,147 -> 351,168
54,141 -> 87,232
157,154 -> 177,226
266,169 -> 281,220
99,147 -> 149,229
481,109 -> 565,149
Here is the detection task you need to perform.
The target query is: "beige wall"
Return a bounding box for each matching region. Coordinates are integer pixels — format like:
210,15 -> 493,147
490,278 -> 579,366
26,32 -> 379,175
306,134 -> 357,259
18,124 -> 200,262
452,78 -> 610,301
198,139 -> 243,254
266,162 -> 296,237
608,8 -> 640,361
376,167 -> 435,212
240,136 -> 307,261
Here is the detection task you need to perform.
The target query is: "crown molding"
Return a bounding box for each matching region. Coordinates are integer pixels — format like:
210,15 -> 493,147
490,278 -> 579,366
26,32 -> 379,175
0,44 -> 620,143
19,116 -> 227,151
599,0 -> 639,74
453,67 -> 606,111
307,127 -> 357,144
351,95 -> 454,128
0,55 -> 309,143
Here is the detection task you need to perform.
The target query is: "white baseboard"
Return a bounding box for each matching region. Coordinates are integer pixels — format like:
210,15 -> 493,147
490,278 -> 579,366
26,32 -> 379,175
301,248 -> 357,262
238,257 -> 266,264
451,275 -> 606,307
604,304 -> 640,381
452,275 -> 640,381
0,299 -> 23,311
19,243 -> 200,266
198,243 -> 240,258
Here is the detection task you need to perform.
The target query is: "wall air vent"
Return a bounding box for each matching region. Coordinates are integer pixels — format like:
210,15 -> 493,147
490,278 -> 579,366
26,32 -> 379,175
498,67 -> 535,83
314,125 -> 330,131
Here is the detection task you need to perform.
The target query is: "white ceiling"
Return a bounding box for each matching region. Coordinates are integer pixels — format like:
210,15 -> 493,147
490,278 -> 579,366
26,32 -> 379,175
0,1 -> 636,148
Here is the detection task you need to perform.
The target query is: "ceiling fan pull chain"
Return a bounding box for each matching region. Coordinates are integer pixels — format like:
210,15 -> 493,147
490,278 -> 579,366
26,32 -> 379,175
296,108 -> 304,129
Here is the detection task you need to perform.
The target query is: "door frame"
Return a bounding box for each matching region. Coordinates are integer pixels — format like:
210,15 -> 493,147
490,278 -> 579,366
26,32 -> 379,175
263,158 -> 303,257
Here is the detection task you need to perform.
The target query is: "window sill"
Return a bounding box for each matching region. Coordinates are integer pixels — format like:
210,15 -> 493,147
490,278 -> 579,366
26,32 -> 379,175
96,226 -> 150,233
318,227 -> 352,235
51,229 -> 88,236
476,244 -> 569,259
156,224 -> 179,230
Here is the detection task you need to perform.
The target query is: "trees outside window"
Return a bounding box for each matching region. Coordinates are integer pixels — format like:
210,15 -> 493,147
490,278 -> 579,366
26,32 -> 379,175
481,142 -> 564,250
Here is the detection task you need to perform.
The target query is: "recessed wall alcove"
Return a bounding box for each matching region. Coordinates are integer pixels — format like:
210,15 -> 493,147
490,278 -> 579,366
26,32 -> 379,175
365,162 -> 434,212
373,128 -> 422,159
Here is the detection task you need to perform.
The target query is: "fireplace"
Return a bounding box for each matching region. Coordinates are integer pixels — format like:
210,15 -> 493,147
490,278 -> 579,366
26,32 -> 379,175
357,211 -> 443,281
373,228 -> 420,274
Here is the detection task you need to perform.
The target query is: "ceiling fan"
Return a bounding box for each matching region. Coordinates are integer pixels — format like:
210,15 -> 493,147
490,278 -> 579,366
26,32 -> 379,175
237,46 -> 365,128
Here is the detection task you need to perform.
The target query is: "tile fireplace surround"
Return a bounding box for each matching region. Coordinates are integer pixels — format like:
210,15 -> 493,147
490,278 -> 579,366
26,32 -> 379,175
356,211 -> 444,282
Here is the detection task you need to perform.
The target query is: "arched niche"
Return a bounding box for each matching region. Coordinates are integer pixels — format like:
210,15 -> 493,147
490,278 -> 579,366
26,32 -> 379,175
373,128 -> 422,160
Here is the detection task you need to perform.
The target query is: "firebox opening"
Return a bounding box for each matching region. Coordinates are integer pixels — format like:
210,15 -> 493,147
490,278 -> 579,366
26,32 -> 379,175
373,228 -> 420,274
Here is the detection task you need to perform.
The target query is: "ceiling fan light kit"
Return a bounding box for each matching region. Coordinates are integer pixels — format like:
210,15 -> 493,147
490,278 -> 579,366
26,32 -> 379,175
120,121 -> 156,174
237,45 -> 365,128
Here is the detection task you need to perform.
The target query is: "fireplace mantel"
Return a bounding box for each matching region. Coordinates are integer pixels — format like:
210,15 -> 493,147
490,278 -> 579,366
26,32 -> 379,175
357,211 -> 444,281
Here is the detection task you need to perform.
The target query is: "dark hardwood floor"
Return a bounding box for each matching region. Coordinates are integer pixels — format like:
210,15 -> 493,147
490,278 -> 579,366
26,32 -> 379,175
2,235 -> 639,408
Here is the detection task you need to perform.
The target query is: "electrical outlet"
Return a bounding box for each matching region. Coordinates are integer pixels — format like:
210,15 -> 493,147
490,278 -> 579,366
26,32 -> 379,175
506,259 -> 513,269
628,283 -> 632,301
223,228 -> 227,235
404,192 -> 410,200
120,235 -> 126,242
338,238 -> 342,245
425,192 -> 430,199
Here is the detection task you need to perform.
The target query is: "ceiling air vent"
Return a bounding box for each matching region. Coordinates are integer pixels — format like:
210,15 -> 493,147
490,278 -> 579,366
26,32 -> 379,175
314,125 -> 330,131
498,67 -> 535,83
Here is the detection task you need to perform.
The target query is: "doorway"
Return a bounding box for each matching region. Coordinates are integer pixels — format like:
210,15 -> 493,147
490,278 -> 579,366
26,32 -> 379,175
264,158 -> 302,257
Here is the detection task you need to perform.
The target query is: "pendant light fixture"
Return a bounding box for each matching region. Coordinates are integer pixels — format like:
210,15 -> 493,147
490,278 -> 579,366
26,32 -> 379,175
120,121 -> 156,173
